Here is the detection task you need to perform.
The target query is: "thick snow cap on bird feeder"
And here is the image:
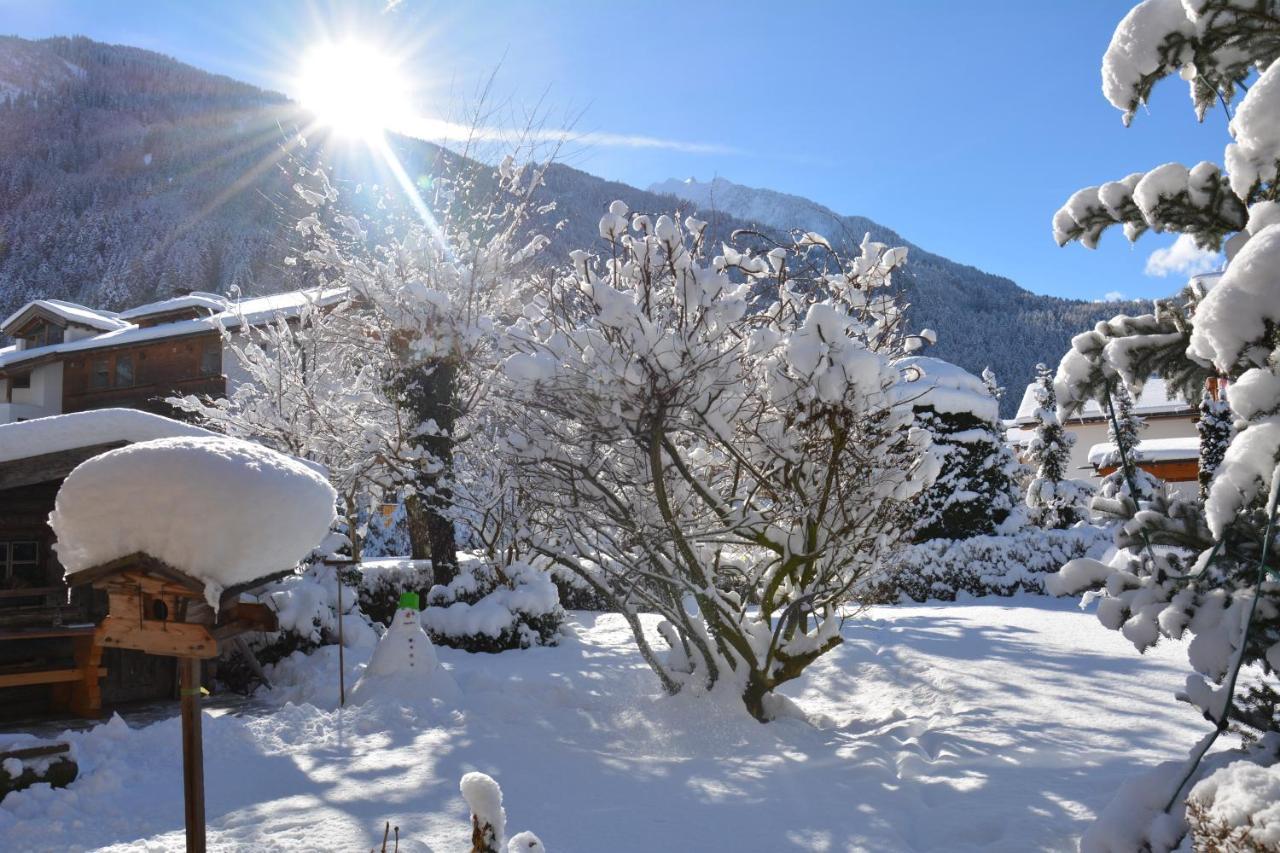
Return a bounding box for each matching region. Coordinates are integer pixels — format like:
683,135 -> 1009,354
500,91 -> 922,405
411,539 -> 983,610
50,436 -> 337,609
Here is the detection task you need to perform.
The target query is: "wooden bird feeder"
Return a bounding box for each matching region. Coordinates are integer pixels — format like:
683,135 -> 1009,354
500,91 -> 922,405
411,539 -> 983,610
71,551 -> 278,853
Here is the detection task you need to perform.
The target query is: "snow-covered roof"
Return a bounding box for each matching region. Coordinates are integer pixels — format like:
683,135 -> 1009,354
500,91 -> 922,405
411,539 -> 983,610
0,287 -> 348,371
50,435 -> 337,605
891,356 -> 998,421
1004,424 -> 1036,448
0,408 -> 215,464
1,299 -> 128,334
117,292 -> 229,321
1014,375 -> 1192,425
1086,436 -> 1200,468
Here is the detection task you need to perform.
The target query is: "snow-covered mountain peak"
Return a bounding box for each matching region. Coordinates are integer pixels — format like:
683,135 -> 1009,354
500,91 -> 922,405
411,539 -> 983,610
648,175 -> 850,237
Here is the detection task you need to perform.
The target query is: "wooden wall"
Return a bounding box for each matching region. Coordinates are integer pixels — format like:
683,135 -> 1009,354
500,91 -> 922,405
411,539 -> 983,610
61,333 -> 225,416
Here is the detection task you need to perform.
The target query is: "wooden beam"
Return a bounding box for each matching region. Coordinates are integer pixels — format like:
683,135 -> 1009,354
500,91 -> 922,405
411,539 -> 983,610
0,443 -> 127,491
96,617 -> 217,659
180,657 -> 206,853
0,667 -> 105,688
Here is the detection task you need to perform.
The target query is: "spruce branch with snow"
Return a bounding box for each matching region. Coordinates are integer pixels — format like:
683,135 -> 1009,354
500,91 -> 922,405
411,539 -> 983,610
499,201 -> 936,721
1050,2 -> 1280,844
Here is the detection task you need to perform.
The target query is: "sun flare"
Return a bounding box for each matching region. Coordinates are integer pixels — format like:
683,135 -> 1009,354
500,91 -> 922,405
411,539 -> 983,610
296,40 -> 411,139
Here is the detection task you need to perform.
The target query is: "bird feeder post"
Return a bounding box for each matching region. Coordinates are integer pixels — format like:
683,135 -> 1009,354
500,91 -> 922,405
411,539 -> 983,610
336,566 -> 346,707
179,656 -> 206,853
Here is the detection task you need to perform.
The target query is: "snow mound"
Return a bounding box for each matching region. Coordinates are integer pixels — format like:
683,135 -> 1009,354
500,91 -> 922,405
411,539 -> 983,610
460,772 -> 506,843
51,436 -> 336,605
348,604 -> 459,707
891,356 -> 999,421
1188,752 -> 1280,847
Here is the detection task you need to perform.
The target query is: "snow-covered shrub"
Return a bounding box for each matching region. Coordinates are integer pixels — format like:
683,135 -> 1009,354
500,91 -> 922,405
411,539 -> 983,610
895,357 -> 1025,541
878,525 -> 1113,603
1186,746 -> 1280,852
423,558 -> 562,653
362,503 -> 411,560
501,202 -> 937,721
355,558 -> 436,627
242,562 -> 379,670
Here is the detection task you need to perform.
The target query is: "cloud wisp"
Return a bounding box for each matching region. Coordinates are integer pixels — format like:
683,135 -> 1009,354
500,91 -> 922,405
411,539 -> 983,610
396,116 -> 740,156
1144,233 -> 1222,278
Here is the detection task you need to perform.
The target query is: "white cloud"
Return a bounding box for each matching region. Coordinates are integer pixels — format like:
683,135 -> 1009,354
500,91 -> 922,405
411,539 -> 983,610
397,116 -> 738,155
1144,233 -> 1222,278
1098,290 -> 1125,302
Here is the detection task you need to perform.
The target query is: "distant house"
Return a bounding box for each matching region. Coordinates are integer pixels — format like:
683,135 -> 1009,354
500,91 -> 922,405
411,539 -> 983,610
1004,376 -> 1202,493
0,289 -> 345,424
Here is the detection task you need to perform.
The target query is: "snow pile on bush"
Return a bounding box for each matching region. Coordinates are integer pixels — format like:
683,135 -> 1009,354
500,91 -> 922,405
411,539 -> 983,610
224,562 -> 380,696
1187,747 -> 1280,850
1080,735 -> 1280,853
423,558 -> 563,653
356,558 -> 436,626
880,525 -> 1113,602
460,771 -> 546,853
51,436 -> 336,606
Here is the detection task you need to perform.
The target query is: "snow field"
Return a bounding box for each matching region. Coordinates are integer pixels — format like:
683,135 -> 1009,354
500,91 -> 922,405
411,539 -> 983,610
0,597 -> 1210,852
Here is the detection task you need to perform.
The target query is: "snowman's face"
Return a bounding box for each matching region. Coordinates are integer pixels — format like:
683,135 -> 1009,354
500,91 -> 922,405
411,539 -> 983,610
397,607 -> 419,627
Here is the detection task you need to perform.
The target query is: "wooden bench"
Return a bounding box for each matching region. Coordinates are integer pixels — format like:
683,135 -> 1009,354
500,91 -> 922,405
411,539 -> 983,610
0,625 -> 106,717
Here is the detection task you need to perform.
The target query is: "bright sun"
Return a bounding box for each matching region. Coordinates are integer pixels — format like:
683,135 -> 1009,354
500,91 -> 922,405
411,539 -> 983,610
297,40 -> 411,139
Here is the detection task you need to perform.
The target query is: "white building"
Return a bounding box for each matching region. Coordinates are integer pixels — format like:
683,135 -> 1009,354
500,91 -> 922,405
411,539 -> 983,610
1005,376 -> 1201,491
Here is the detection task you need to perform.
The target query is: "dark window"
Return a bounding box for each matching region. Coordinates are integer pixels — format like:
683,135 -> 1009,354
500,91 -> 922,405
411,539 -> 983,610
201,341 -> 222,376
46,325 -> 63,344
115,353 -> 134,387
0,540 -> 42,590
90,359 -> 110,389
11,372 -> 30,390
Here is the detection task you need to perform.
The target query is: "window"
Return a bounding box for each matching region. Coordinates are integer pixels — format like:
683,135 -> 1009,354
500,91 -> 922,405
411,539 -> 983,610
90,358 -> 110,389
11,372 -> 30,390
20,321 -> 64,349
200,340 -> 222,376
0,541 -> 42,590
115,353 -> 134,387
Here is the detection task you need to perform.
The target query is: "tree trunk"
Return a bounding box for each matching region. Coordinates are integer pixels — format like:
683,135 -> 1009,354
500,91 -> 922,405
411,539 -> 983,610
394,356 -> 460,587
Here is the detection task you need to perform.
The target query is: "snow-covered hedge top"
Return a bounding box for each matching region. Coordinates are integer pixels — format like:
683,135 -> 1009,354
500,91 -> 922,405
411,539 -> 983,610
51,436 -> 337,605
890,356 -> 998,420
1086,436 -> 1200,467
0,409 -> 215,464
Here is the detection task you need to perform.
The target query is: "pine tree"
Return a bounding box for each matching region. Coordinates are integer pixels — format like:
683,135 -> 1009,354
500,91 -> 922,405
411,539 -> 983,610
1049,2 -> 1280,843
1024,364 -> 1089,529
909,364 -> 1026,541
1096,382 -> 1161,505
1198,388 -> 1232,501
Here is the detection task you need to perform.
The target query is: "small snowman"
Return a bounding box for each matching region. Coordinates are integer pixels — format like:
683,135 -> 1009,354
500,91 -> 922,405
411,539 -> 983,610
349,592 -> 459,705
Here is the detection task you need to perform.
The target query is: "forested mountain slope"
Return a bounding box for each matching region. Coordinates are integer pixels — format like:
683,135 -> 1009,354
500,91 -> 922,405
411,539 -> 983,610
0,36 -> 1137,415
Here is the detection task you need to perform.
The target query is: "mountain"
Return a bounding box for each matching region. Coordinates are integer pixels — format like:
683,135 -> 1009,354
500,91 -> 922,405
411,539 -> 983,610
0,36 -> 1135,416
646,178 -> 1147,416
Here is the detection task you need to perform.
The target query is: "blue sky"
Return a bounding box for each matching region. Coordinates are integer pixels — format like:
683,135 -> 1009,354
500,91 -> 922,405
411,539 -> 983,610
0,0 -> 1233,302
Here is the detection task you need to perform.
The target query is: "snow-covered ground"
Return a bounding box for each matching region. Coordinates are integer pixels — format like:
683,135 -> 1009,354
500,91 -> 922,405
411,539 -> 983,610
0,596 -> 1208,852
